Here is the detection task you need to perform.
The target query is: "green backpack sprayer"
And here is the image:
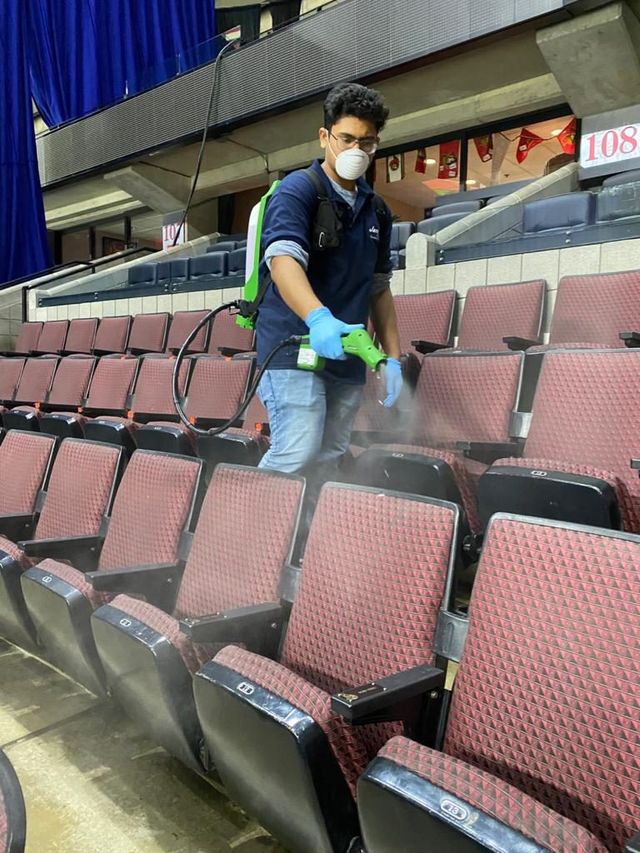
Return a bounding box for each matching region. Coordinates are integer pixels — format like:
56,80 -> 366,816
172,179 -> 390,437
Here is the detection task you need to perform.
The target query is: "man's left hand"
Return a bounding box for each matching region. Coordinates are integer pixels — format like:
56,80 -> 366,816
382,358 -> 403,408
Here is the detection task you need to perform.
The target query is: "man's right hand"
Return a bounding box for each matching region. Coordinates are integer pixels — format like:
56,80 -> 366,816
305,307 -> 365,360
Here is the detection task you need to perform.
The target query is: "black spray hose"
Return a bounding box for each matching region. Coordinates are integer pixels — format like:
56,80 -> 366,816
171,302 -> 302,437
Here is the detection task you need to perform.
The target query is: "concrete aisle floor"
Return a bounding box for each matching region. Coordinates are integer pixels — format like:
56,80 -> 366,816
0,640 -> 289,853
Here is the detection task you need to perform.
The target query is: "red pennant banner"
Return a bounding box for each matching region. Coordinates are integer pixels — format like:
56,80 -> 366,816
516,127 -> 544,164
415,147 -> 427,174
473,134 -> 493,162
438,140 -> 460,178
558,117 -> 577,155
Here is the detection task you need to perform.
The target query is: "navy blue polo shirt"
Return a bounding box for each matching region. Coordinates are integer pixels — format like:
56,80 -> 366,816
255,159 -> 392,385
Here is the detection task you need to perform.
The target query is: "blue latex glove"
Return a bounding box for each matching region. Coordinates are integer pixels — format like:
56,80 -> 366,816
382,357 -> 403,408
305,306 -> 365,361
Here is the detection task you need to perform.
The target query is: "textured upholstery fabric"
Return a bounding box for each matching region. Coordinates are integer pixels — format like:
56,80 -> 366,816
518,349 -> 640,531
548,270 -> 640,346
127,313 -> 169,353
185,357 -> 252,421
93,316 -> 131,354
0,432 -> 55,515
208,312 -> 254,354
393,292 -> 455,353
96,467 -> 302,672
412,353 -> 522,446
35,440 -> 121,540
0,359 -> 25,400
214,486 -> 457,794
97,452 -> 200,570
378,738 -> 609,853
175,466 -> 303,618
45,356 -> 95,406
129,356 -> 188,416
12,322 -> 42,354
457,280 -> 545,351
165,311 -> 209,354
85,355 -> 138,410
64,319 -> 98,354
14,357 -> 57,403
36,320 -> 68,354
444,516 -> 640,851
0,537 -> 30,570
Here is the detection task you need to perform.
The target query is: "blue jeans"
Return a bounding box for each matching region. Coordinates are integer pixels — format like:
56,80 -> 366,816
257,369 -> 363,475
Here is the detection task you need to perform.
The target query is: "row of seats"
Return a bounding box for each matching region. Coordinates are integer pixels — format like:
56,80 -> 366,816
0,432 -> 634,852
9,309 -> 253,360
391,202 -> 485,268
391,268 -> 640,356
127,247 -> 247,291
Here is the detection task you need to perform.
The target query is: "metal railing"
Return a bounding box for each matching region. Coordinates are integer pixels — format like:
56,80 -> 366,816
16,245 -> 155,322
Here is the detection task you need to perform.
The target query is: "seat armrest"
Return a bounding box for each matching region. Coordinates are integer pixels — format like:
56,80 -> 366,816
180,602 -> 284,656
0,513 -> 34,541
19,535 -> 103,568
456,440 -> 522,464
620,331 -> 640,348
502,336 -> 541,351
86,562 -> 182,591
411,339 -> 447,355
626,830 -> 640,853
331,664 -> 445,727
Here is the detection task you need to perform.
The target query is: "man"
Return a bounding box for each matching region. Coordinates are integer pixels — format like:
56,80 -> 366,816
256,81 -> 402,478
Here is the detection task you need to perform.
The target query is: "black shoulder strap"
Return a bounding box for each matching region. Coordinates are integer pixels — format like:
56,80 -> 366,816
304,166 -> 328,198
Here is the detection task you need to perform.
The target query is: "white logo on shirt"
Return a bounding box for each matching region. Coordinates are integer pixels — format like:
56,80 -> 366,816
369,224 -> 380,241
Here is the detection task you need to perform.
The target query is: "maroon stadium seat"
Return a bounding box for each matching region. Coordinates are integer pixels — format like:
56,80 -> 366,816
4,322 -> 42,356
0,360 -> 25,408
93,316 -> 131,355
353,351 -> 524,533
207,310 -> 254,356
3,357 -> 58,410
457,280 -> 545,351
63,318 -> 98,354
21,450 -> 203,694
358,514 -> 640,853
91,465 -> 304,770
193,484 -> 458,853
136,354 -> 255,456
83,354 -> 189,450
532,269 -> 640,350
393,292 -> 455,355
164,310 -> 210,355
39,354 -> 139,440
4,355 -> 95,432
0,438 -> 122,650
479,348 -> 640,533
34,320 -> 68,355
126,312 -> 170,355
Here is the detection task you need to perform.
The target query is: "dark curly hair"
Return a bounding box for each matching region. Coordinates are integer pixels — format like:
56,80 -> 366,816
323,82 -> 389,133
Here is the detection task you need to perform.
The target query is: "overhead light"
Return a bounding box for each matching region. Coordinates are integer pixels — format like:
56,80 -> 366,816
426,158 -> 437,165
551,129 -> 562,137
466,179 -> 477,186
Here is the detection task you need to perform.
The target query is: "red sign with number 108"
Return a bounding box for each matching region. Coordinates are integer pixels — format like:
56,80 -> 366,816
581,124 -> 640,168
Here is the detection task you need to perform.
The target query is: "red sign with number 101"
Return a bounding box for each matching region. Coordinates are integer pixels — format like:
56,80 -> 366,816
581,124 -> 640,169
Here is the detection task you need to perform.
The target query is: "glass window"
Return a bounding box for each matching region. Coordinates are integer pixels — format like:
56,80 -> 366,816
466,114 -> 576,191
373,141 -> 462,220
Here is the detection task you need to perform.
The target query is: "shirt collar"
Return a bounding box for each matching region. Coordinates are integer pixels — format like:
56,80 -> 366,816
310,158 -> 374,198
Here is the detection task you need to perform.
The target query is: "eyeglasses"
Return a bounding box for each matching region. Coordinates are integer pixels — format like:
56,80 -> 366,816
327,130 -> 379,155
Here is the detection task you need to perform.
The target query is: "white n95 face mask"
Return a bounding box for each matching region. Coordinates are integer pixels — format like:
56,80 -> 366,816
334,146 -> 371,180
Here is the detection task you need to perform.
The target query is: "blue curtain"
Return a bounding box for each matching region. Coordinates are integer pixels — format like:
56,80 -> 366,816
0,0 -> 51,285
29,0 -> 218,128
